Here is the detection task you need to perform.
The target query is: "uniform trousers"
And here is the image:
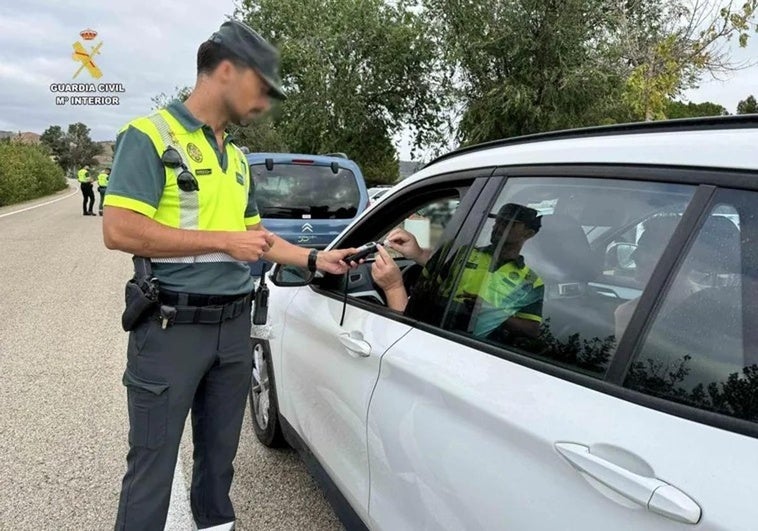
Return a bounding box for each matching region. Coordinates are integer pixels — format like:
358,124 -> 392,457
81,182 -> 95,214
115,299 -> 252,530
98,186 -> 107,214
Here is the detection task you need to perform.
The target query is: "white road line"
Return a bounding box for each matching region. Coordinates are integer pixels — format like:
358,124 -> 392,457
165,453 -> 194,530
0,188 -> 79,219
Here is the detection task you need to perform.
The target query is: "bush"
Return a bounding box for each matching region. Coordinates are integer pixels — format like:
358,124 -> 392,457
0,142 -> 67,206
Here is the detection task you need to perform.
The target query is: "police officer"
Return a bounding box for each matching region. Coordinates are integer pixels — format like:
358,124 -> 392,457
96,167 -> 110,216
374,203 -> 544,339
102,20 -> 357,531
77,165 -> 96,215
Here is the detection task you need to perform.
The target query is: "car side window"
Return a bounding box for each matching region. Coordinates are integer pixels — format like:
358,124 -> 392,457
437,176 -> 696,378
624,189 -> 757,423
315,185 -> 468,308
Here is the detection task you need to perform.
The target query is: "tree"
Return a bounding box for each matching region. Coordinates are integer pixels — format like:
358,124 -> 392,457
610,0 -> 758,121
424,0 -> 623,144
737,94 -> 758,114
665,99 -> 729,118
236,0 -> 448,183
40,125 -> 69,167
66,123 -> 102,171
40,123 -> 102,174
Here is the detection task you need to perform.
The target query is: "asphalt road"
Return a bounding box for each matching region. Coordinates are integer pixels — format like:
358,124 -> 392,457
0,184 -> 341,530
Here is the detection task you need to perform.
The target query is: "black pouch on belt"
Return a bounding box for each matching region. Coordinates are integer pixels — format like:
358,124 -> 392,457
122,257 -> 160,332
252,264 -> 269,325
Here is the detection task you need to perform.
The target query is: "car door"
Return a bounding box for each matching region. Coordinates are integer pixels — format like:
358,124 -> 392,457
367,167 -> 758,530
278,173 -> 487,522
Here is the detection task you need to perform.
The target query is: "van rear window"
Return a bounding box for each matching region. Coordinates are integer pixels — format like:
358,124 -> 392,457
251,163 -> 360,219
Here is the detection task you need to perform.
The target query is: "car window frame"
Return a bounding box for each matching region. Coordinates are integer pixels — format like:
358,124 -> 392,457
307,168 -> 494,326
409,163 -> 758,440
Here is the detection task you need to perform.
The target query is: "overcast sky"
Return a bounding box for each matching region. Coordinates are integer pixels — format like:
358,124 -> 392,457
0,1 -> 756,162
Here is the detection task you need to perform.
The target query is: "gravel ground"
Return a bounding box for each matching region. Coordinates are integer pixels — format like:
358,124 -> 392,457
0,187 -> 341,530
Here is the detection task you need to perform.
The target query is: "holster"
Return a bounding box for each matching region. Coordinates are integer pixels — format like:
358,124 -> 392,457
122,257 -> 160,332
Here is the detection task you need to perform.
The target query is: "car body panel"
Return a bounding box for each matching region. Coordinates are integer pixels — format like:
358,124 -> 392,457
277,285 -> 412,522
367,328 -> 756,530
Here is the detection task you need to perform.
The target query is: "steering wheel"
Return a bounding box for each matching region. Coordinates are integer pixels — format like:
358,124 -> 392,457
345,258 -> 419,306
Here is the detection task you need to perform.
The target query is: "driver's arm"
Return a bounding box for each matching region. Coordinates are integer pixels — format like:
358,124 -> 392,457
385,228 -> 433,266
372,245 -> 409,312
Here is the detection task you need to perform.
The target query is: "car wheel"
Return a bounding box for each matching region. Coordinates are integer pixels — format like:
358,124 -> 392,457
249,339 -> 286,447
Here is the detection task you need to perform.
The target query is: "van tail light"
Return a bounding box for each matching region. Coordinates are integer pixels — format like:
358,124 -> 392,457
292,159 -> 315,165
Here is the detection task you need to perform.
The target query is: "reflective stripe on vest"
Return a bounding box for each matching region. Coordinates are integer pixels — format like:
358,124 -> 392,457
147,112 -> 199,230
144,111 -> 239,265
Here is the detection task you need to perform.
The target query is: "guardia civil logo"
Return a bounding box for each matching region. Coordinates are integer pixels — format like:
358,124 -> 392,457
187,143 -> 204,163
72,29 -> 102,79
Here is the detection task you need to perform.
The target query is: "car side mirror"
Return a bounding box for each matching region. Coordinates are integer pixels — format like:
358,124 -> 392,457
606,242 -> 637,271
271,263 -> 316,287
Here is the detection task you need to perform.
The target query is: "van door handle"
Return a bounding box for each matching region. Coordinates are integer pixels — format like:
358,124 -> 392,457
338,332 -> 371,357
555,443 -> 701,524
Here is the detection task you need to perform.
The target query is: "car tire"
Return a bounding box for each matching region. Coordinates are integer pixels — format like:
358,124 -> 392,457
249,339 -> 287,448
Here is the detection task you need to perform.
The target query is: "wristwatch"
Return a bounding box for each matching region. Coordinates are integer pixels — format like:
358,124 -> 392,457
307,249 -> 319,272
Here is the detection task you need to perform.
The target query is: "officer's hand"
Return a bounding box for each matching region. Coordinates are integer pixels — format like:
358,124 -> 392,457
371,245 -> 403,291
227,230 -> 275,261
385,228 -> 423,262
317,248 -> 358,275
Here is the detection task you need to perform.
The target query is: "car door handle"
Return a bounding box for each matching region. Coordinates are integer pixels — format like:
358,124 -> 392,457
338,332 -> 371,357
555,443 -> 701,524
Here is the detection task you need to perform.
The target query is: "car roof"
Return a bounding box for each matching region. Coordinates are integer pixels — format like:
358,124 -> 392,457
246,152 -> 357,165
402,116 -> 758,188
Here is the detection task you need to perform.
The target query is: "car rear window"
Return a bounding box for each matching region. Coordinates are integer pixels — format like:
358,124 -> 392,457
251,163 -> 360,219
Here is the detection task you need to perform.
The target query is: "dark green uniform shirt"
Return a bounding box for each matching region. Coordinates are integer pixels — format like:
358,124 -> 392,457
107,101 -> 259,295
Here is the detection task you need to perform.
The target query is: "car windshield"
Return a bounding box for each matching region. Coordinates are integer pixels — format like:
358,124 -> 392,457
251,163 -> 360,219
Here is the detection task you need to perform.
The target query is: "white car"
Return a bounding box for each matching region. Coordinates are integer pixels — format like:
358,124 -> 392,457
249,117 -> 758,530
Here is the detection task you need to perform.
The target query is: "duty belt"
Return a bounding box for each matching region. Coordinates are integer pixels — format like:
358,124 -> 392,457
157,290 -> 251,327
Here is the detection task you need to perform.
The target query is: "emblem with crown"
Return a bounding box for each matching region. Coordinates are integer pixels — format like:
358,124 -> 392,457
80,29 -> 98,41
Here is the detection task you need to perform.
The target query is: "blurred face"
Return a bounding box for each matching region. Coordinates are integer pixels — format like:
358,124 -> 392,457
221,62 -> 272,126
491,219 -> 535,247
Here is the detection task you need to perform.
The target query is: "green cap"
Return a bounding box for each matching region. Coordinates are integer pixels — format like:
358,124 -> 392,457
493,203 -> 542,231
209,20 -> 286,100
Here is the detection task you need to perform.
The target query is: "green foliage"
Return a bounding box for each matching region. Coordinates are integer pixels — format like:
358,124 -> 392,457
612,1 -> 758,121
237,0 -> 447,183
425,0 -> 626,144
40,122 -> 103,173
665,100 -> 729,118
737,94 -> 758,114
0,142 -> 67,206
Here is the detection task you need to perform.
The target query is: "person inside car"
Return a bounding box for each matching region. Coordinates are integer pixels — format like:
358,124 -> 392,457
373,203 -> 545,340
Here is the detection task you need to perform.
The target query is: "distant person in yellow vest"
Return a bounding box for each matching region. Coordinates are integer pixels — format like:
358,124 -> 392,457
102,19 -> 358,531
77,165 -> 96,216
96,167 -> 110,216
